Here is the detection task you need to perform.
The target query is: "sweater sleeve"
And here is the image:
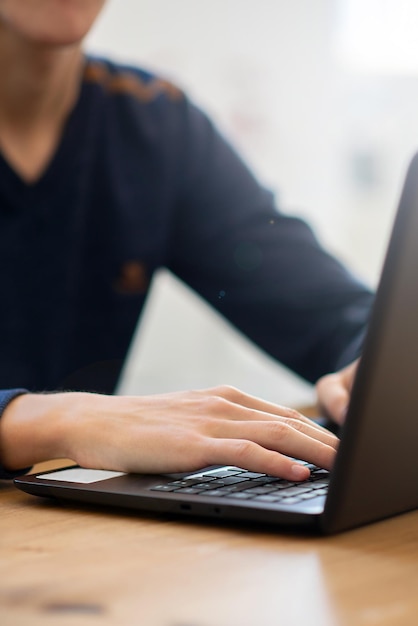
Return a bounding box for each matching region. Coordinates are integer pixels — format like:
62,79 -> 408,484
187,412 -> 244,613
167,100 -> 373,383
0,389 -> 31,479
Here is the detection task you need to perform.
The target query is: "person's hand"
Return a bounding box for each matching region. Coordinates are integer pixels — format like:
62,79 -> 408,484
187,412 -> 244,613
315,360 -> 359,425
0,386 -> 339,481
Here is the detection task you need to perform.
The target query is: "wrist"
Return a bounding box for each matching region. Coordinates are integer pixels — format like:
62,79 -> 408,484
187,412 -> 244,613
0,392 -> 76,471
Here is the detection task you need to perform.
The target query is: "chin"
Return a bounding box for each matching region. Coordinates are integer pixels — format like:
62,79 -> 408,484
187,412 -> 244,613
28,27 -> 94,48
0,0 -> 106,47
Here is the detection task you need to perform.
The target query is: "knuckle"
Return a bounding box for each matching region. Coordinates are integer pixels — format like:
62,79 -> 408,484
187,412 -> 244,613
233,439 -> 256,461
270,421 -> 292,440
282,417 -> 304,432
215,385 -> 241,401
203,395 -> 230,415
284,407 -> 303,421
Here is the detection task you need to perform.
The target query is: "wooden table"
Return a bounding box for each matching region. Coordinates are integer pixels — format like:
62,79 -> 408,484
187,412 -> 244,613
1,460 -> 417,626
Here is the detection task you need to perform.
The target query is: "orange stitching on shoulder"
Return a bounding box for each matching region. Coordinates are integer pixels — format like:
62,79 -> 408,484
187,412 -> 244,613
153,78 -> 184,101
107,74 -> 158,102
108,74 -> 183,102
83,60 -> 111,85
84,60 -> 183,102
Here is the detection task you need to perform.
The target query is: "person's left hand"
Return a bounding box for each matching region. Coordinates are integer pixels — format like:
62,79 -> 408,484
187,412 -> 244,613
315,360 -> 359,425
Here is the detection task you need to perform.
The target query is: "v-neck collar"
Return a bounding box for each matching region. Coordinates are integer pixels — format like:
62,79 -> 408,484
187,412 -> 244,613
0,57 -> 94,206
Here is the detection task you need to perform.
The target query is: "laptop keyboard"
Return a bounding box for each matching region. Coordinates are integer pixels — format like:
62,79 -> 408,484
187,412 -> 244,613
150,464 -> 329,504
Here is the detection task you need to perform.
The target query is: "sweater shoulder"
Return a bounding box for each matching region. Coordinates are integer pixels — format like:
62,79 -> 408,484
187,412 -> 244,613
83,55 -> 185,104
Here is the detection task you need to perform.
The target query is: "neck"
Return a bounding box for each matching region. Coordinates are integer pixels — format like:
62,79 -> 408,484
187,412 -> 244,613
0,26 -> 83,131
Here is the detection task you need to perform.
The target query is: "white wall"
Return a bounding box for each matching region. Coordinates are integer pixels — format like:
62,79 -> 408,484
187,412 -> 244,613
85,1 -> 418,404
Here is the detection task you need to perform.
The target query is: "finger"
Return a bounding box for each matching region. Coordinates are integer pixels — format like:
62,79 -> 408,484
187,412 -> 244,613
207,415 -> 339,450
210,419 -> 337,470
206,438 -> 316,481
202,386 -> 330,432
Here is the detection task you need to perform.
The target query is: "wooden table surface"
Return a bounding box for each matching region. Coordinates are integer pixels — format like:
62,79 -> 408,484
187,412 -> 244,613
1,460 -> 417,626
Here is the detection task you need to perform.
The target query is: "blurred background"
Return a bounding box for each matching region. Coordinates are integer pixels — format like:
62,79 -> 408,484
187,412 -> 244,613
86,0 -> 418,406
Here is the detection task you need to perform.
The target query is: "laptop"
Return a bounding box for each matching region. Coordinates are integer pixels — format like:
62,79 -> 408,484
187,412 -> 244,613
15,154 -> 418,534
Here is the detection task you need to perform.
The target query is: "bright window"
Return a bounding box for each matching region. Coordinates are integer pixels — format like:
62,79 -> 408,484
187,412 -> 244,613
336,0 -> 418,74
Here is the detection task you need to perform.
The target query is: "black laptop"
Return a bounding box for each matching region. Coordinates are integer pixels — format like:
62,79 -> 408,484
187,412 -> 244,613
15,154 -> 418,534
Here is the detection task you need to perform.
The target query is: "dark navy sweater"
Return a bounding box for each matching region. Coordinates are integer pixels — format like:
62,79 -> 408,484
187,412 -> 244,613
0,57 -> 373,467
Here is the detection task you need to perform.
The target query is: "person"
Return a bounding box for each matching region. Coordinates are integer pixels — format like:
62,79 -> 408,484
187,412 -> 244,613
0,0 -> 373,481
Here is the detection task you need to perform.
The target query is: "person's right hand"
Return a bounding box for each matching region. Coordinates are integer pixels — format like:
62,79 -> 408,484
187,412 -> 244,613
0,386 -> 339,481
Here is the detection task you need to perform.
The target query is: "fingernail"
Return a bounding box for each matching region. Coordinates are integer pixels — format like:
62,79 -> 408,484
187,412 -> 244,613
291,464 -> 310,480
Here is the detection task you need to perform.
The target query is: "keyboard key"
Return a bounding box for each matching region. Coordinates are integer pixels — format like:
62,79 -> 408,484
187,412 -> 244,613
299,492 -> 321,499
311,480 -> 329,488
279,486 -> 314,496
217,476 -> 250,485
167,479 -> 204,487
275,481 -> 297,488
226,492 -> 254,500
253,495 -> 281,503
244,486 -> 278,495
193,482 -> 218,489
312,468 -> 329,476
218,483 -> 253,493
235,472 -> 266,479
205,470 -> 242,478
166,480 -> 191,487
